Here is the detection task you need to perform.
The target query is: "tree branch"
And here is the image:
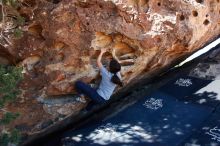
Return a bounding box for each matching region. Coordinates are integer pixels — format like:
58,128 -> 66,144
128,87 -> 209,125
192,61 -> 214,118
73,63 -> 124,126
0,1 -> 13,46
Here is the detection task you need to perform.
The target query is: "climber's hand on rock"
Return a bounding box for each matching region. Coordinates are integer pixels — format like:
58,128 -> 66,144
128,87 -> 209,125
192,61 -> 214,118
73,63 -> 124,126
101,48 -> 107,54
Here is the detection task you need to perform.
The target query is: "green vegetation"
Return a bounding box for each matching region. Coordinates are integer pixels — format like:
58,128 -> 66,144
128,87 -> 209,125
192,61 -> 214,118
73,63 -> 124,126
0,112 -> 20,125
2,0 -> 19,8
1,0 -> 25,41
16,15 -> 25,26
0,129 -> 21,146
0,65 -> 23,146
0,0 -> 26,143
0,65 -> 23,107
14,28 -> 23,38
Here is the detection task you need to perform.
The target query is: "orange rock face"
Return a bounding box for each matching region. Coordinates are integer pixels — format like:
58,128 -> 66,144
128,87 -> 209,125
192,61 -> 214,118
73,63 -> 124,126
13,0 -> 220,97
0,0 -> 220,136
30,1 -> 220,95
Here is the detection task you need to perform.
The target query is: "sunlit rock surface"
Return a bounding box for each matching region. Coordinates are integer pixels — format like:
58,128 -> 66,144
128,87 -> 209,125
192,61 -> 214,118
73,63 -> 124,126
0,0 -> 220,138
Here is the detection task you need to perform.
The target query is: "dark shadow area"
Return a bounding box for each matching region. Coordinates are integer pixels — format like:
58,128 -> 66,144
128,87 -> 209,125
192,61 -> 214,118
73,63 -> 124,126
181,90 -> 220,108
61,92 -> 212,146
46,0 -> 61,4
159,75 -> 212,99
180,112 -> 220,146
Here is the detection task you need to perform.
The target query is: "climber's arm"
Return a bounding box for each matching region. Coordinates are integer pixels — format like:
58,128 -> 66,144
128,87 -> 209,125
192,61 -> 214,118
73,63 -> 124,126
112,48 -> 120,63
97,48 -> 107,69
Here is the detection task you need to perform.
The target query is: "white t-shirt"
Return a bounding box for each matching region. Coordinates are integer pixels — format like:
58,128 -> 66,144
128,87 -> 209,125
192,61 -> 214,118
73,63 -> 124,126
97,67 -> 122,100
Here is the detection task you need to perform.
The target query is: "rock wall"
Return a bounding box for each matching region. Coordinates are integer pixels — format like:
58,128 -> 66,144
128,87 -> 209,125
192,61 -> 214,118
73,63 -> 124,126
0,0 -> 220,137
12,0 -> 220,97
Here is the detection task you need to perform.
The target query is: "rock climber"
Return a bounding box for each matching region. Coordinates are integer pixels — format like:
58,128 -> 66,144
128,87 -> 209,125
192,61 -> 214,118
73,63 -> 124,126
75,48 -> 123,110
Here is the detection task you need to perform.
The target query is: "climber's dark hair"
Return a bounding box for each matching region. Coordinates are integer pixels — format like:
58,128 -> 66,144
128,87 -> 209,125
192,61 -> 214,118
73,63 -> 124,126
109,59 -> 123,87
